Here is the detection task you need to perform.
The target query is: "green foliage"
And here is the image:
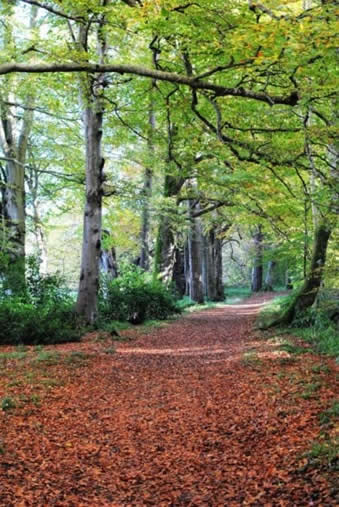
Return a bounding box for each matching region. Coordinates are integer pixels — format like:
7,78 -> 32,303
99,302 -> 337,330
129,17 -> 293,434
258,292 -> 338,356
32,350 -> 61,364
1,396 -> 16,411
99,264 -> 180,324
319,401 -> 339,426
256,292 -> 296,329
304,439 -> 339,472
176,296 -> 195,310
291,307 -> 339,357
279,342 -> 309,355
0,257 -> 82,345
225,287 -> 252,304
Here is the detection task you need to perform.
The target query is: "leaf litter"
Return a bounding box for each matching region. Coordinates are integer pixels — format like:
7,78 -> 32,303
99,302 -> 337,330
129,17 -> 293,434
0,293 -> 337,505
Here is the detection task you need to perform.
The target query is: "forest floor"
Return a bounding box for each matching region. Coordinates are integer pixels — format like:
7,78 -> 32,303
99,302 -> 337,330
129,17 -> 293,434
0,293 -> 338,506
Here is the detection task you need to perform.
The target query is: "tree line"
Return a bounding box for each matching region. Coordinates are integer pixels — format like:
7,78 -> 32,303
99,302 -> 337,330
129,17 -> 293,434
0,0 -> 337,325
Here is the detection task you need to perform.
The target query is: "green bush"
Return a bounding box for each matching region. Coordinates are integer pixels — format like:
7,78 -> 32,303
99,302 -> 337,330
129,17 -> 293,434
99,264 -> 180,324
0,296 -> 81,345
0,257 -> 82,345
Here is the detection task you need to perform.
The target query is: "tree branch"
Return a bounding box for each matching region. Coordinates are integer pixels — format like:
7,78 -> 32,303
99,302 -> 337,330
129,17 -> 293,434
0,62 -> 299,106
19,0 -> 85,23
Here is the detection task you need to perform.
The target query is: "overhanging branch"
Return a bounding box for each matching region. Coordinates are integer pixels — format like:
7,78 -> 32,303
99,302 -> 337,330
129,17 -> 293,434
0,62 -> 299,106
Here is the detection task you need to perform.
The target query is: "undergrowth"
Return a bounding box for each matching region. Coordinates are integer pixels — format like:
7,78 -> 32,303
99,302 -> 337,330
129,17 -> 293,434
0,257 -> 82,346
99,264 -> 180,325
257,293 -> 339,357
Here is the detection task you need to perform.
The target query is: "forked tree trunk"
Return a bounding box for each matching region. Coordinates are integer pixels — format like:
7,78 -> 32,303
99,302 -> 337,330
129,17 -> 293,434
0,6 -> 37,289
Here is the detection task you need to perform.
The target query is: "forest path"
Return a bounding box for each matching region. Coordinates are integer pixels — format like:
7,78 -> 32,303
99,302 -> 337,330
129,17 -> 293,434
1,294 -> 337,505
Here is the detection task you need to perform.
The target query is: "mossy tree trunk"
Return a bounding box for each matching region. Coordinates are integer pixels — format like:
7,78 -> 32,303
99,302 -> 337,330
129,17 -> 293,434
265,223 -> 332,328
293,223 -> 331,315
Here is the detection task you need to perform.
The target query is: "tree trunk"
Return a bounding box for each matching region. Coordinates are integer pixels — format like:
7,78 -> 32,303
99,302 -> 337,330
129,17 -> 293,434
75,14 -> 108,324
100,230 -> 118,279
215,237 -> 224,301
76,105 -> 104,323
264,260 -> 276,291
139,166 -> 152,270
154,174 -> 185,283
201,233 -> 209,298
203,230 -> 216,300
139,89 -> 155,270
0,5 -> 37,287
172,247 -> 186,296
262,223 -> 332,328
203,230 -> 224,301
251,226 -> 263,292
188,201 -> 204,303
294,223 -> 331,314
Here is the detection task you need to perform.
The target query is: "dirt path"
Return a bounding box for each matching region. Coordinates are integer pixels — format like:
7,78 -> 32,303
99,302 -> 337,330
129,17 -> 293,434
0,294 -> 337,505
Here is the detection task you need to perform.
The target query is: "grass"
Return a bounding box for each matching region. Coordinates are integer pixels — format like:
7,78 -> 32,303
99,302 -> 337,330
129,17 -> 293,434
0,349 -> 27,363
64,351 -> 90,365
32,350 -> 61,364
256,292 -> 295,330
225,287 -> 252,304
299,381 -> 322,400
304,439 -> 339,471
289,326 -> 338,357
242,351 -> 262,368
1,396 -> 16,411
319,401 -> 339,426
257,292 -> 339,357
311,363 -> 331,374
279,342 -> 309,355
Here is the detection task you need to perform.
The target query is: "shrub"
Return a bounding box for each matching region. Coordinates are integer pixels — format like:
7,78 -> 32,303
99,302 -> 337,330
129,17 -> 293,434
99,264 -> 180,324
0,296 -> 81,345
0,257 -> 82,345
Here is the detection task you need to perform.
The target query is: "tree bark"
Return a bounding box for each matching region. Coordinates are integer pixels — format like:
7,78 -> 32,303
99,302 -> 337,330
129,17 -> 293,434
294,223 -> 331,314
251,226 -> 263,292
214,236 -> 224,301
27,166 -> 48,274
172,247 -> 186,296
203,229 -> 224,301
262,223 -> 332,328
264,260 -> 276,291
139,86 -> 155,270
187,201 -> 204,303
154,174 -> 185,283
75,14 -> 108,323
139,166 -> 152,270
100,230 -> 118,279
0,5 -> 38,287
75,103 -> 104,323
